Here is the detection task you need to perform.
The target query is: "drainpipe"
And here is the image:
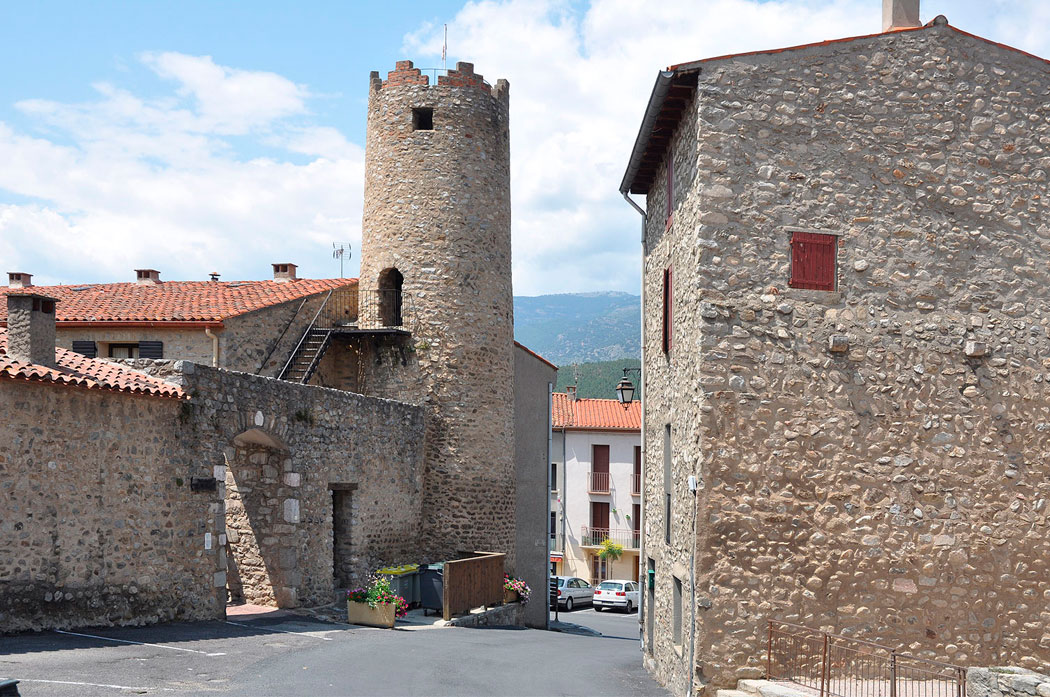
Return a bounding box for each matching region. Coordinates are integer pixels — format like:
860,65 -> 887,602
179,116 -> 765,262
204,327 -> 220,368
546,381 -> 553,631
621,190 -> 647,655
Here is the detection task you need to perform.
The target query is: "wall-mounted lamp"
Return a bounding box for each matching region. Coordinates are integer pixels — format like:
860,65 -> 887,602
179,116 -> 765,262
615,367 -> 642,409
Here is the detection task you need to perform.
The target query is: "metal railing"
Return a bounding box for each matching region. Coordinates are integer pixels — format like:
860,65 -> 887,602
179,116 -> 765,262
589,471 -> 610,493
767,621 -> 966,697
312,288 -> 413,331
631,474 -> 641,495
581,527 -> 640,550
549,533 -> 562,553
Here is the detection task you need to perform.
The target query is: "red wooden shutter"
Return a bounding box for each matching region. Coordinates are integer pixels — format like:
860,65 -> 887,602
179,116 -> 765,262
662,267 -> 673,353
592,445 -> 610,474
789,232 -> 836,291
591,502 -> 610,530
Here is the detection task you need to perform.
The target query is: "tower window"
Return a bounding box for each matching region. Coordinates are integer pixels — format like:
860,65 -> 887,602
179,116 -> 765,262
412,107 -> 434,131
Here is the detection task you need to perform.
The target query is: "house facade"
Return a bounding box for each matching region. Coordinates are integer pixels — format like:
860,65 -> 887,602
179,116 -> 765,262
622,2 -> 1050,694
551,390 -> 641,586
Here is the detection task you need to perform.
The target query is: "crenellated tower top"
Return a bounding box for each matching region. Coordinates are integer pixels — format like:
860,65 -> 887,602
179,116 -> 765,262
369,60 -> 509,102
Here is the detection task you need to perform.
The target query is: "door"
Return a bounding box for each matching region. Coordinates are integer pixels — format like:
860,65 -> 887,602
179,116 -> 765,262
591,502 -> 610,543
331,486 -> 355,589
592,444 -> 609,492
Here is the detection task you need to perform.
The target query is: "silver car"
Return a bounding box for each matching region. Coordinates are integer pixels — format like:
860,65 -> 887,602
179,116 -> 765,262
554,576 -> 593,611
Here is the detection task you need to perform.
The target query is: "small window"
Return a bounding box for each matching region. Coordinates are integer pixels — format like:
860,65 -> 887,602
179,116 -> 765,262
662,267 -> 672,354
412,107 -> 433,131
551,462 -> 558,491
41,300 -> 55,314
72,341 -> 98,358
789,231 -> 837,291
109,343 -> 139,359
672,576 -> 683,646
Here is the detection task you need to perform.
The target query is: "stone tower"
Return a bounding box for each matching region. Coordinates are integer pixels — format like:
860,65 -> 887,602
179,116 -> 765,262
359,60 -> 515,562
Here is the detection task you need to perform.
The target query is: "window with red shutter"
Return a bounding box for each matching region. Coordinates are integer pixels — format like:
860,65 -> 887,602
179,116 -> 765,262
662,266 -> 672,354
789,231 -> 837,291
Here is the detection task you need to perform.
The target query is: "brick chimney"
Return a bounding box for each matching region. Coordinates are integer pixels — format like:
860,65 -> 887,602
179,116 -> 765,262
7,272 -> 32,288
883,0 -> 920,31
6,293 -> 58,367
135,269 -> 161,285
272,263 -> 298,282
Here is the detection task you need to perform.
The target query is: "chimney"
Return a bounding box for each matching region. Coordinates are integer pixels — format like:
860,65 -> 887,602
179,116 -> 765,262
209,271 -> 221,282
7,272 -> 32,289
135,269 -> 161,285
272,263 -> 298,282
883,0 -> 920,31
6,293 -> 58,367
566,385 -> 578,401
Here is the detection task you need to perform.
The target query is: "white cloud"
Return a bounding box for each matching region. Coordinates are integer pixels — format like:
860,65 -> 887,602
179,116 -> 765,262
0,52 -> 363,286
402,0 -> 1048,295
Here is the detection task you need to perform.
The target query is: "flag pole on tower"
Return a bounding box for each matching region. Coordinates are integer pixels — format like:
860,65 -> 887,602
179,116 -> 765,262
442,24 -> 447,72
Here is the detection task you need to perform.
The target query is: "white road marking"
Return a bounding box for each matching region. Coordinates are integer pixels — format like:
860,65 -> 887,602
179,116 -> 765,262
54,629 -> 226,656
15,677 -> 175,691
225,620 -> 334,641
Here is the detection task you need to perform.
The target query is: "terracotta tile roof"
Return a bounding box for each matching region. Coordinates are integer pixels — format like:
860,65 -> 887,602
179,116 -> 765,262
0,329 -> 185,399
0,278 -> 357,325
552,392 -> 640,431
514,341 -> 558,370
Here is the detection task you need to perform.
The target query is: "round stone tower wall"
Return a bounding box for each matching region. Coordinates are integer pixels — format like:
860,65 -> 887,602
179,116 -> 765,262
359,60 -> 515,563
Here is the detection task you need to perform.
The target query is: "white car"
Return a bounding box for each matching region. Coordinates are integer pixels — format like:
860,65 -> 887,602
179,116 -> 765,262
554,576 -> 594,611
593,579 -> 640,613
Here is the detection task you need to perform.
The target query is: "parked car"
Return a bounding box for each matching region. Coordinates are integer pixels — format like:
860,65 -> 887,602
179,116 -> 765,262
553,576 -> 594,611
593,579 -> 640,613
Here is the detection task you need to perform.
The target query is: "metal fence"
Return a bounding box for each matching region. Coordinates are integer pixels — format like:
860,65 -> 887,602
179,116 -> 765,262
581,526 -> 640,550
313,288 -> 412,331
589,471 -> 610,493
767,621 -> 966,697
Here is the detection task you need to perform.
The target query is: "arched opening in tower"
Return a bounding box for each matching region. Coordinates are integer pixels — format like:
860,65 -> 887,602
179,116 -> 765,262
377,267 -> 404,328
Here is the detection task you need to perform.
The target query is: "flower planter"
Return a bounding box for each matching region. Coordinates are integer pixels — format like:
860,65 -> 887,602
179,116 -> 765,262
503,589 -> 520,604
347,600 -> 396,628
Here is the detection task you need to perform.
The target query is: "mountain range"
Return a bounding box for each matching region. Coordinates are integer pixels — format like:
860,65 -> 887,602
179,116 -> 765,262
513,291 -> 640,365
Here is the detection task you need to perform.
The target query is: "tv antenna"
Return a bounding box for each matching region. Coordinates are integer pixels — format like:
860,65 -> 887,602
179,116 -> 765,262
332,243 -> 352,278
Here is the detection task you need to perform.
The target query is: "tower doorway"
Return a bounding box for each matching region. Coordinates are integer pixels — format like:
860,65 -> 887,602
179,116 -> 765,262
377,267 -> 403,327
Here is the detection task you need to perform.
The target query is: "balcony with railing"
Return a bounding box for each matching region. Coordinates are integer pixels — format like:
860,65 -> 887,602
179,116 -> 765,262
549,533 -> 562,553
315,287 -> 413,332
631,474 -> 641,496
580,526 -> 640,550
588,471 -> 610,494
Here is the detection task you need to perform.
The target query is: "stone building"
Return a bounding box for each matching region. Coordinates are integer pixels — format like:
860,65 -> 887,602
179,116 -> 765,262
550,391 -> 642,586
1,59 -> 557,632
0,265 -> 351,376
621,2 -> 1050,694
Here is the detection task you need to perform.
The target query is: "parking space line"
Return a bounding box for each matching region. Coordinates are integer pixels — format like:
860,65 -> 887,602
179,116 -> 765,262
225,619 -> 334,641
54,629 -> 227,656
16,678 -> 174,691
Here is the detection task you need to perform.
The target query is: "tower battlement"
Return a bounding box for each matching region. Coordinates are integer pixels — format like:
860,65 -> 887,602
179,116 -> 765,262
370,59 -> 509,101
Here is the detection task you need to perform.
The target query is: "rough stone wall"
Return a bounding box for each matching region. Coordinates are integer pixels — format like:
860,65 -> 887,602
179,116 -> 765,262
222,294 -> 329,376
7,296 -> 55,366
513,344 -> 556,628
640,24 -> 1050,695
0,379 -> 225,633
312,334 -> 422,403
358,60 -> 517,563
56,327 -> 214,365
970,667 -> 1050,697
163,362 -> 426,607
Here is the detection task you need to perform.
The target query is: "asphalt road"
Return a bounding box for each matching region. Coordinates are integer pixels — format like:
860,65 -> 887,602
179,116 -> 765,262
0,607 -> 666,697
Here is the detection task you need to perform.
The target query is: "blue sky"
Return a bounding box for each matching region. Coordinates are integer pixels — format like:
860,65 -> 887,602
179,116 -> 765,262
0,1 -> 1046,295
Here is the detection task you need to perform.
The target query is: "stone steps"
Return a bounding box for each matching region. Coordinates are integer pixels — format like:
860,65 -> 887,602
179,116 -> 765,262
734,679 -> 807,697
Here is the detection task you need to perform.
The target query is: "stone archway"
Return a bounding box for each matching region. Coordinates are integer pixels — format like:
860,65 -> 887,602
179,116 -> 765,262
224,426 -> 301,608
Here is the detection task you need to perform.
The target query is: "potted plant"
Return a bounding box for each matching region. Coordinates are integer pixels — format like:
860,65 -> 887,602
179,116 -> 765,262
503,574 -> 531,605
598,538 -> 624,562
347,575 -> 410,628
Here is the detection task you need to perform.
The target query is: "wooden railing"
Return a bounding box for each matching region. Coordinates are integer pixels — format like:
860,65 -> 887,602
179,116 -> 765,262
589,471 -> 610,493
442,551 -> 505,621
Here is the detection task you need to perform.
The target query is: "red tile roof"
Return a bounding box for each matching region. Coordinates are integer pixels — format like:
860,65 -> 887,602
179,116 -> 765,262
0,329 -> 186,399
552,392 -> 640,431
0,278 -> 357,325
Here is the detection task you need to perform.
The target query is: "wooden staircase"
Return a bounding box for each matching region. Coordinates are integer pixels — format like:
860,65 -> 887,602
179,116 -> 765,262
278,328 -> 332,384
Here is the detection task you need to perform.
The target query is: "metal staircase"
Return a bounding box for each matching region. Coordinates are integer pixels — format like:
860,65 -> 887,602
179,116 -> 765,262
278,327 -> 333,384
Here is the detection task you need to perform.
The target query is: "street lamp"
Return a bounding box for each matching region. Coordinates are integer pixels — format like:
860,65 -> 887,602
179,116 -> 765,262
616,367 -> 641,409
